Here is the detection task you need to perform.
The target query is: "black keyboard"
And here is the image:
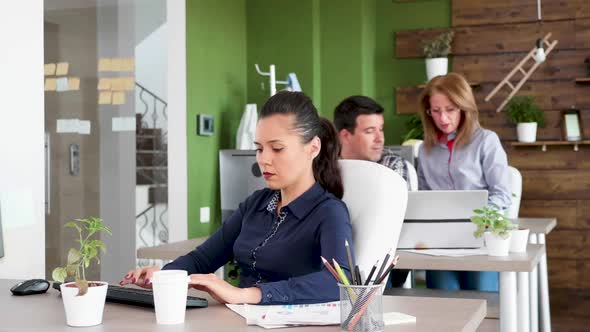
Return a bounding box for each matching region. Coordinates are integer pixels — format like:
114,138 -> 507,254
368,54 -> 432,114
52,282 -> 208,309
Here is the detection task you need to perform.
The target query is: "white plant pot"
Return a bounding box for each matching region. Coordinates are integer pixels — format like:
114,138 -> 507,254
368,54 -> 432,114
509,228 -> 530,253
426,57 -> 448,81
60,281 -> 108,327
516,122 -> 537,143
484,232 -> 512,257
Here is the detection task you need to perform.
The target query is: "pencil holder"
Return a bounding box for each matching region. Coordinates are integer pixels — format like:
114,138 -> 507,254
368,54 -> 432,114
338,283 -> 384,332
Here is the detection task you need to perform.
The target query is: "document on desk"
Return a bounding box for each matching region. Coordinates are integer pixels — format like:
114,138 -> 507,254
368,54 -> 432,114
401,248 -> 488,257
226,302 -> 340,329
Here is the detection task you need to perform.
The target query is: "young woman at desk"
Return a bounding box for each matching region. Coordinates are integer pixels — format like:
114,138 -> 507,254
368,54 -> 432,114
417,73 -> 511,291
120,91 -> 352,305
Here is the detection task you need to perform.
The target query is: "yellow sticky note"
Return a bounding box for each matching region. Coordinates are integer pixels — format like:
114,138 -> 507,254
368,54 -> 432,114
121,58 -> 135,72
111,58 -> 122,72
112,92 -> 126,105
55,62 -> 69,76
45,78 -> 57,91
122,77 -> 135,91
97,78 -> 111,90
98,91 -> 112,104
98,58 -> 112,72
68,77 -> 80,91
110,77 -> 124,91
44,63 -> 56,76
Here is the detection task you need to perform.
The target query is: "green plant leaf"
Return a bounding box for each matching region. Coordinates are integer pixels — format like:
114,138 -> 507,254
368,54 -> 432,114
52,267 -> 67,283
67,248 -> 81,265
64,221 -> 81,233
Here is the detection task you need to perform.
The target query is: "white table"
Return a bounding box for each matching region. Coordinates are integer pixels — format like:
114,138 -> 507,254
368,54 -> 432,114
0,279 -> 487,331
395,244 -> 545,332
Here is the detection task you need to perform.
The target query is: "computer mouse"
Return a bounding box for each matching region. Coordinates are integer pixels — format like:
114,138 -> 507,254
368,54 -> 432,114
10,279 -> 50,296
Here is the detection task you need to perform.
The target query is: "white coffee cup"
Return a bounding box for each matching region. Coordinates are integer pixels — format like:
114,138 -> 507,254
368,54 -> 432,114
152,270 -> 190,325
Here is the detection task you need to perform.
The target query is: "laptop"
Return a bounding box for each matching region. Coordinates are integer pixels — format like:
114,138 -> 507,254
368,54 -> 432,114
397,190 -> 488,249
52,282 -> 208,308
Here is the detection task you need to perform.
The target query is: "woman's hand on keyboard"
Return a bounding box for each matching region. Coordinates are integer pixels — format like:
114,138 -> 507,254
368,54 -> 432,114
119,265 -> 161,288
188,273 -> 262,305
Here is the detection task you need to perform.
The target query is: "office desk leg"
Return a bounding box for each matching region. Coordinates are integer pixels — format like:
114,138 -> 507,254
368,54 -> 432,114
500,271 -> 518,332
538,234 -> 552,332
530,233 -> 539,332
402,270 -> 413,289
518,271 -> 530,332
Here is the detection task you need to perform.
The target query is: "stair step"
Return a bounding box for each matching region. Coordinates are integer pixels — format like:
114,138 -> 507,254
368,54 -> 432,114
136,152 -> 167,167
136,167 -> 167,185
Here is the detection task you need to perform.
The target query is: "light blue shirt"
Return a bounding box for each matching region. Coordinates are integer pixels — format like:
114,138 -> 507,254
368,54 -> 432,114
417,128 -> 512,209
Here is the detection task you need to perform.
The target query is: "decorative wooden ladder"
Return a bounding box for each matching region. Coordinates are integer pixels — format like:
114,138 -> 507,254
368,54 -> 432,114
484,32 -> 558,112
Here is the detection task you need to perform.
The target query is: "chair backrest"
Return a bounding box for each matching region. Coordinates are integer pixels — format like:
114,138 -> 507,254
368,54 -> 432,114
404,160 -> 418,191
339,160 -> 408,273
504,165 -> 522,219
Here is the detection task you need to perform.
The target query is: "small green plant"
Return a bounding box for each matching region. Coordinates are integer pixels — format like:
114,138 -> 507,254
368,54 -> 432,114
402,113 -> 424,141
506,96 -> 545,127
423,31 -> 454,58
470,206 -> 515,239
52,217 -> 112,296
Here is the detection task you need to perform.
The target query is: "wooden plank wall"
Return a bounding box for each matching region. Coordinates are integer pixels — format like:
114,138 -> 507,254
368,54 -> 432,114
395,0 -> 590,291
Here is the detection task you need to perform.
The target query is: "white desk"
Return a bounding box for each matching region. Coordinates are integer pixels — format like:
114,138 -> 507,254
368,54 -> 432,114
396,244 -> 545,332
0,279 -> 486,331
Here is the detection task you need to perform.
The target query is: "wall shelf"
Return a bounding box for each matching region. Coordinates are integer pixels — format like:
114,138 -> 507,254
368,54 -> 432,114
511,140 -> 590,152
416,82 -> 481,89
574,78 -> 590,84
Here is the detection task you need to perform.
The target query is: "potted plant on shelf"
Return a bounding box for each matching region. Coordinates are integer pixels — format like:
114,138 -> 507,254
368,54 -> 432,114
506,96 -> 545,143
52,216 -> 112,327
423,31 -> 454,81
471,206 -> 515,256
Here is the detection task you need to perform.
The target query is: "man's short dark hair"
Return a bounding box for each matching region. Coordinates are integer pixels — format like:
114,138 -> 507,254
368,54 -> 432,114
333,96 -> 384,133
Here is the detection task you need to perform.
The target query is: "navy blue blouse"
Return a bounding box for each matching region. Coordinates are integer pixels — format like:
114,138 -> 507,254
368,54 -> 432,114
163,182 -> 353,305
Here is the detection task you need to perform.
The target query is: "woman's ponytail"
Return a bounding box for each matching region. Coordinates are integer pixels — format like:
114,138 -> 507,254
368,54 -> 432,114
314,118 -> 343,199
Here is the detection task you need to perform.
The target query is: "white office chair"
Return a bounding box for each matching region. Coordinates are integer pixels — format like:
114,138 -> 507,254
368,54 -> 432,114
404,160 -> 418,191
339,160 -> 408,275
402,139 -> 423,160
504,165 -> 522,219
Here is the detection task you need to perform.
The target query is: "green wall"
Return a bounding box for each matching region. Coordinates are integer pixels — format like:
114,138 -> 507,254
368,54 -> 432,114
185,0 -> 450,237
186,0 -> 247,238
375,0 -> 451,144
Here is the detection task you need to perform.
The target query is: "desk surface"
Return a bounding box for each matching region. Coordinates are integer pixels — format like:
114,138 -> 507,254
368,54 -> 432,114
0,279 -> 485,331
395,244 -> 545,272
513,217 -> 557,235
137,217 -> 556,262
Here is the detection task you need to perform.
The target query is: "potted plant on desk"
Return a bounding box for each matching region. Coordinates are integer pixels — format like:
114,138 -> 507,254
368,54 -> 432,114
471,206 -> 515,256
52,216 -> 112,327
506,96 -> 545,143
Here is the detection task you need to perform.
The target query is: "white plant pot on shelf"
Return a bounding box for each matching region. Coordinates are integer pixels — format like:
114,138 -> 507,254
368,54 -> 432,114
509,228 -> 530,253
60,282 -> 108,327
516,122 -> 538,143
484,232 -> 512,257
426,57 -> 448,81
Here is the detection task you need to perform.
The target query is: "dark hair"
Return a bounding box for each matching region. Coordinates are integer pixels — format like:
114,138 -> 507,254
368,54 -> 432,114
260,91 -> 343,199
333,96 -> 384,133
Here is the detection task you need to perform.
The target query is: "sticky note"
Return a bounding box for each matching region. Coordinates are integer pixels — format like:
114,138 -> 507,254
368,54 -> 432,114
68,77 -> 80,91
122,77 -> 135,91
44,63 -> 56,76
97,78 -> 111,90
55,62 -> 69,76
45,78 -> 57,91
112,116 -> 136,132
98,91 -> 112,104
98,58 -> 112,72
111,58 -> 122,72
110,77 -> 124,91
112,92 -> 126,105
121,58 -> 135,72
56,77 -> 69,92
78,120 -> 91,135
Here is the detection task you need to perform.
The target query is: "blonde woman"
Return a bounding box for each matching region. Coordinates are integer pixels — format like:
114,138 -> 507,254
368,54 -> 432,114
417,73 -> 511,291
